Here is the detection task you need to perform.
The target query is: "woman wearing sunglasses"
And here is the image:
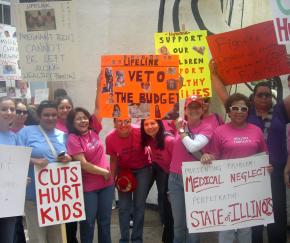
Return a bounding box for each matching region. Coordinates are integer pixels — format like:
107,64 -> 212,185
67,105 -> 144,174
210,60 -> 290,243
201,93 -> 269,243
10,102 -> 28,133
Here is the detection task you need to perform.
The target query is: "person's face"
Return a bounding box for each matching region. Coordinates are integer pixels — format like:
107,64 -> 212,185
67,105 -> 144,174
143,119 -> 159,138
114,118 -> 132,137
228,100 -> 248,126
0,100 -> 15,127
39,107 -> 58,131
253,86 -> 272,110
202,98 -> 211,114
15,103 -> 28,124
185,102 -> 203,123
57,99 -> 72,121
73,111 -> 89,134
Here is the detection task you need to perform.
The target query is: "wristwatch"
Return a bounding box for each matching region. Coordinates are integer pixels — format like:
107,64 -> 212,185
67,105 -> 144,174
178,128 -> 185,134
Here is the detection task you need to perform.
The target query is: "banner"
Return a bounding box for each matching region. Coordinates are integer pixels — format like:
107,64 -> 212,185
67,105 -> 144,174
0,24 -> 22,81
34,161 -> 85,227
100,55 -> 180,119
207,21 -> 290,85
269,0 -> 290,44
155,30 -> 211,99
0,145 -> 31,218
182,154 -> 274,233
12,0 -> 78,82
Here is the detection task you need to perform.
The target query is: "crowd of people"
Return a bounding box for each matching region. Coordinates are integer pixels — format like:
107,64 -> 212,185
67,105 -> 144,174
1,62 -> 290,243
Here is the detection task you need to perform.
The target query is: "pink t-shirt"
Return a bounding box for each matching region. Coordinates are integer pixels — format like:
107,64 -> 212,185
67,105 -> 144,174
162,120 -> 177,136
209,123 -> 268,160
56,119 -> 68,134
202,113 -> 224,129
148,135 -> 175,173
67,130 -> 113,192
170,120 -> 214,174
106,126 -> 150,169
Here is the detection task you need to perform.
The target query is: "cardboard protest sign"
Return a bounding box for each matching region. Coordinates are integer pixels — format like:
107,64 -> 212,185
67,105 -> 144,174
12,0 -> 78,82
34,88 -> 49,104
0,24 -> 22,81
269,0 -> 290,44
207,21 -> 290,85
0,145 -> 31,218
182,154 -> 274,233
100,55 -> 180,119
155,30 -> 211,99
34,161 -> 85,227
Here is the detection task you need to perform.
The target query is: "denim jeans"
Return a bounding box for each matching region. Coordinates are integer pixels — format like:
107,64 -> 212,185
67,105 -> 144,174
150,163 -> 173,243
0,216 -> 16,243
168,173 -> 200,243
80,185 -> 114,243
118,166 -> 152,243
219,228 -> 251,243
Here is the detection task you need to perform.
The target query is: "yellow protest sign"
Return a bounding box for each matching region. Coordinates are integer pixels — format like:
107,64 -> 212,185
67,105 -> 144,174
155,31 -> 211,98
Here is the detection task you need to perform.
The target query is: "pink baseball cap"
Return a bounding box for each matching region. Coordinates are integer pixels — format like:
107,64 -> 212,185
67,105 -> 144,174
184,95 -> 204,109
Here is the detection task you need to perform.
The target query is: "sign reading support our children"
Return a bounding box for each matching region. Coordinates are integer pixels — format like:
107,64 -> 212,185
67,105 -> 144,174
207,21 -> 290,85
0,145 -> 31,218
34,161 -> 85,227
0,24 -> 22,81
182,154 -> 274,233
155,30 -> 211,99
12,0 -> 78,82
100,55 -> 180,119
269,0 -> 290,44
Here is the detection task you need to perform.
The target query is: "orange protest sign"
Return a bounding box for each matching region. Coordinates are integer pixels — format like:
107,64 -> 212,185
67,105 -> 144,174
207,21 -> 290,85
100,55 -> 180,119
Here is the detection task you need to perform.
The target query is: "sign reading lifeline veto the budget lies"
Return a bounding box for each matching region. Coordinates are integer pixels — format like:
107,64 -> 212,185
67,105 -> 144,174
155,30 -> 211,98
100,55 -> 180,119
34,161 -> 85,227
182,154 -> 274,233
207,21 -> 290,85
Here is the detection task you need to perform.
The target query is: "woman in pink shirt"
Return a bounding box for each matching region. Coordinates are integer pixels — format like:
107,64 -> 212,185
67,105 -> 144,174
141,118 -> 174,243
201,93 -> 268,243
66,107 -> 114,243
169,96 -> 214,243
106,118 -> 152,243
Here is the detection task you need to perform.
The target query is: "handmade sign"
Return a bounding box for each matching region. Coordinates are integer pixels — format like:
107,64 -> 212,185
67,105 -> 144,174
269,0 -> 290,44
207,21 -> 290,85
155,30 -> 211,98
0,145 -> 31,218
12,0 -> 78,82
0,24 -> 22,81
100,54 -> 180,119
182,154 -> 274,233
34,161 -> 85,227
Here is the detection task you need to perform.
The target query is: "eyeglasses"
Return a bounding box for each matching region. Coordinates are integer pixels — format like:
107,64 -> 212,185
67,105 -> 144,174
229,106 -> 248,112
256,92 -> 272,98
116,119 -> 131,126
16,109 -> 28,115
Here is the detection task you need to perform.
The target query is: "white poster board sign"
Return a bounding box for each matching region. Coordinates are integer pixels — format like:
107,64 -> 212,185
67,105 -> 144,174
12,0 -> 78,82
182,154 -> 274,233
34,88 -> 49,104
34,161 -> 85,227
0,145 -> 31,218
0,24 -> 22,80
269,0 -> 290,44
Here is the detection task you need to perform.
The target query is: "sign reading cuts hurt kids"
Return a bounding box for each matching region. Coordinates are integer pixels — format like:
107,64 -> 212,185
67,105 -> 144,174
182,154 -> 274,233
34,161 -> 85,227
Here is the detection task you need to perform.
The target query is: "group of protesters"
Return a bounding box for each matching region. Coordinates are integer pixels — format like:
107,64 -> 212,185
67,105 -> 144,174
1,61 -> 290,243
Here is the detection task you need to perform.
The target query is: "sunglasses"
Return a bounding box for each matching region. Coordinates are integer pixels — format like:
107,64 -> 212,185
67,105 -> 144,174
116,119 -> 131,126
229,106 -> 248,112
16,109 -> 28,115
256,92 -> 272,98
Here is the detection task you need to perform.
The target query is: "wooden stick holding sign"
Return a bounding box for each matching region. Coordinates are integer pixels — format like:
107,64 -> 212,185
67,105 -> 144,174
34,161 -> 86,235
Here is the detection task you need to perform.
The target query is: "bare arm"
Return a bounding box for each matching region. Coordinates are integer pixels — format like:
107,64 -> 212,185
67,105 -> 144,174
110,155 -> 118,179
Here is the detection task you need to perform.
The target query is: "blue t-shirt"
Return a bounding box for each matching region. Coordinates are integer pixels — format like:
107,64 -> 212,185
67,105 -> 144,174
0,131 -> 17,145
17,125 -> 67,201
248,102 -> 289,168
